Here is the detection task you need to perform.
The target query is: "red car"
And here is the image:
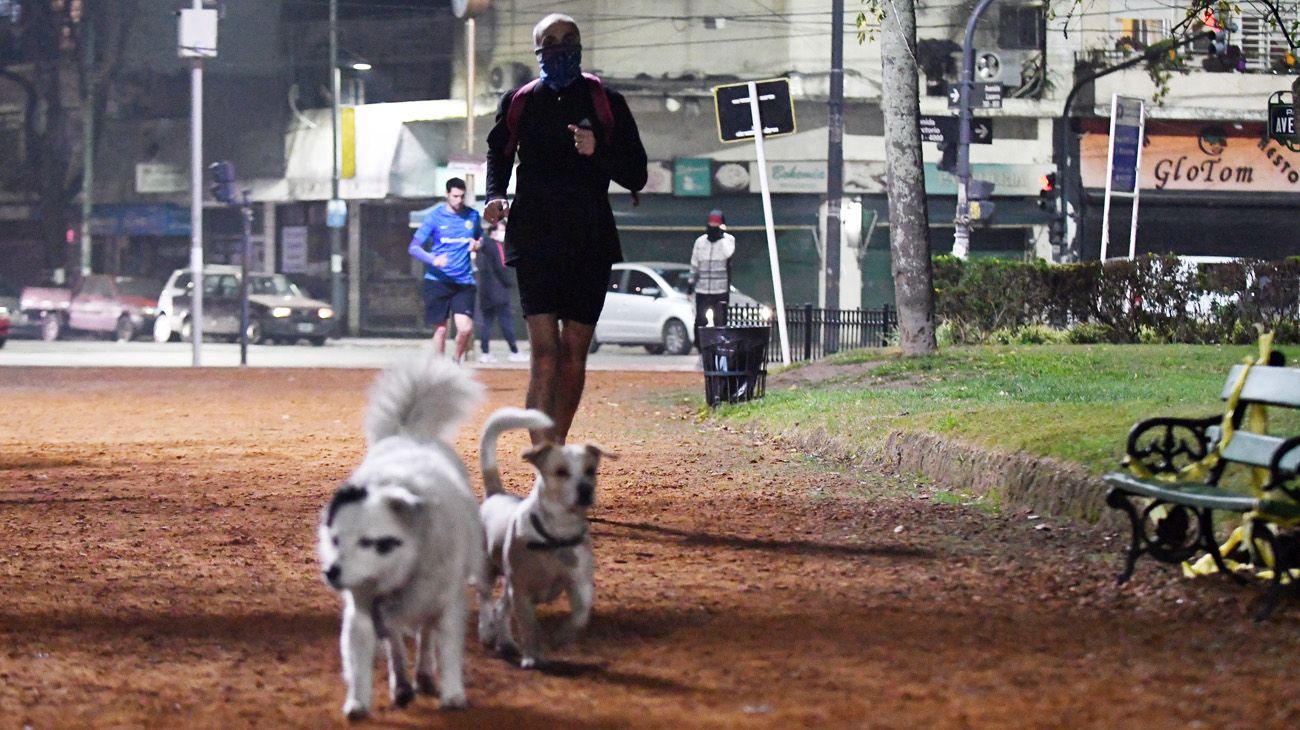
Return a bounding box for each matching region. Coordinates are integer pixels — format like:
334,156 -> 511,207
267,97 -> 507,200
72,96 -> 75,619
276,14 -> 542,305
0,303 -> 10,348
20,274 -> 160,342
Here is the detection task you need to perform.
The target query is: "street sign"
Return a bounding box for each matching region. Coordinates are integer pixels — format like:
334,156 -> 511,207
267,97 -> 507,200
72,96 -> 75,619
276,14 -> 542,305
713,78 -> 796,143
918,115 -> 995,145
1100,94 -> 1146,261
1109,96 -> 1143,193
947,82 -> 1002,110
1269,103 -> 1295,142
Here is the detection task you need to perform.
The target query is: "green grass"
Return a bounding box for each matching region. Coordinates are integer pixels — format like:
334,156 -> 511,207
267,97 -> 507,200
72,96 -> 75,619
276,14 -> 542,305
723,344 -> 1300,474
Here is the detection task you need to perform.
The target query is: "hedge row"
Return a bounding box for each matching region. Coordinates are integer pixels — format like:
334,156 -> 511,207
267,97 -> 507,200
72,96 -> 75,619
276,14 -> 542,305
932,255 -> 1300,345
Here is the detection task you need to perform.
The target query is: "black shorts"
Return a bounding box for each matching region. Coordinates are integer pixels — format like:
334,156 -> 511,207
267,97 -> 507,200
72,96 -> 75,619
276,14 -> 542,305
421,279 -> 476,326
514,259 -> 612,325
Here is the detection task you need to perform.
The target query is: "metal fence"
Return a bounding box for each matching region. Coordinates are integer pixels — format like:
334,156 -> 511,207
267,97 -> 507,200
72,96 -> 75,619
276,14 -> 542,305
726,304 -> 898,364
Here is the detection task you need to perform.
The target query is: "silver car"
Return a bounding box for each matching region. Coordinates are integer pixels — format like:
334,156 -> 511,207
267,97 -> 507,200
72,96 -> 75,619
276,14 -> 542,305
591,262 -> 760,355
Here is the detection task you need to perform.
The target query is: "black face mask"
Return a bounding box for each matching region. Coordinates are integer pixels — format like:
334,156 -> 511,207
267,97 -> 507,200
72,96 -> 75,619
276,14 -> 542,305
706,225 -> 723,241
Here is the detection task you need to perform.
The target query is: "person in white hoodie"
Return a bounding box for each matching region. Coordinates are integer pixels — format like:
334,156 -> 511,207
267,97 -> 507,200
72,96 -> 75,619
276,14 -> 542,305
688,208 -> 736,341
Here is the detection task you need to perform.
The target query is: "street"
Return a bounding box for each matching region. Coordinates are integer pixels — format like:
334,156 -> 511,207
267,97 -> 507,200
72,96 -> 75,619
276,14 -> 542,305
0,337 -> 702,371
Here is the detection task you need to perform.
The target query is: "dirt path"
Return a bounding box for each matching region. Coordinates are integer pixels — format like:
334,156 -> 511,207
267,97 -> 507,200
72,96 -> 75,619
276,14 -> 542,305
1,366 -> 1298,729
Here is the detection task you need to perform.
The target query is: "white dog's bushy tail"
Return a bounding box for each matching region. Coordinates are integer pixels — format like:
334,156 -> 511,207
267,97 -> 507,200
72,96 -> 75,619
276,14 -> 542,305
365,350 -> 485,446
479,407 -> 553,496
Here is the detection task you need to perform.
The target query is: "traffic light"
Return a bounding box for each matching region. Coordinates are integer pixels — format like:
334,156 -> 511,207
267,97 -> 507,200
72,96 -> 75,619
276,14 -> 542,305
1037,171 -> 1056,212
1203,10 -> 1227,55
208,161 -> 238,204
1209,28 -> 1227,56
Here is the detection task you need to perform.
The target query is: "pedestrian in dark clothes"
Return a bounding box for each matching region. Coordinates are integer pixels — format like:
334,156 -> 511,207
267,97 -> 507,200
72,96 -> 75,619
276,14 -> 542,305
483,12 -> 648,444
475,221 -> 527,363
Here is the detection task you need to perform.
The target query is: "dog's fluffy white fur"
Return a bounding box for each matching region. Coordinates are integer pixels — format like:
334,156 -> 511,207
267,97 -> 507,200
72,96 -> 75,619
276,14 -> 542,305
476,407 -> 615,668
317,351 -> 485,719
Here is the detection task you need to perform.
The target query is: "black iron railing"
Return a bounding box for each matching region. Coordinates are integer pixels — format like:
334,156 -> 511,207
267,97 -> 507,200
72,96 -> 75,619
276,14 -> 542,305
726,304 -> 898,364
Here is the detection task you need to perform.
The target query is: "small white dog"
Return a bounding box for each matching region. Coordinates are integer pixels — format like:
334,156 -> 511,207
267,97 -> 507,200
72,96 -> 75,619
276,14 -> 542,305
476,407 -> 616,668
317,352 -> 485,720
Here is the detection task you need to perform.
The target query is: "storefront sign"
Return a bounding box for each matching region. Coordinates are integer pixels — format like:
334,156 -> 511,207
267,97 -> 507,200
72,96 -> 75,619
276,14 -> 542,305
135,163 -> 187,194
712,161 -> 751,192
1081,131 -> 1300,192
281,226 -> 309,274
925,163 -> 1052,196
674,158 -> 712,196
749,161 -> 825,193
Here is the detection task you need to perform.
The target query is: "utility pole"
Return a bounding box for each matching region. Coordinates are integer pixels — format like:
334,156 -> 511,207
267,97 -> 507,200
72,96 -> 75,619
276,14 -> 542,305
825,0 -> 844,354
180,0 -> 216,366
328,0 -> 346,327
953,0 -> 995,260
79,8 -> 94,278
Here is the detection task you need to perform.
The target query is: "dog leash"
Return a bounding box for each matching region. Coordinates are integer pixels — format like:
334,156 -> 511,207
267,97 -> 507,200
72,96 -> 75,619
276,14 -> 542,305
526,513 -> 587,551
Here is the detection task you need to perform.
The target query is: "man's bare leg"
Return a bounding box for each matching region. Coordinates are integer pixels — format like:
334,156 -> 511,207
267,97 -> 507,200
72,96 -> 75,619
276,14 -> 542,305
524,314 -> 561,444
550,319 -> 596,445
452,313 -> 473,363
432,322 -> 449,356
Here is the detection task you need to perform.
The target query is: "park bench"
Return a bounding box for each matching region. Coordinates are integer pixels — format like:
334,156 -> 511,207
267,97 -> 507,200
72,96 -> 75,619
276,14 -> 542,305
1103,357 -> 1300,620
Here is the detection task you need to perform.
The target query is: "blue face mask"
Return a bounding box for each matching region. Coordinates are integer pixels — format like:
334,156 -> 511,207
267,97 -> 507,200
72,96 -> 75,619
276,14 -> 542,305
537,44 -> 582,90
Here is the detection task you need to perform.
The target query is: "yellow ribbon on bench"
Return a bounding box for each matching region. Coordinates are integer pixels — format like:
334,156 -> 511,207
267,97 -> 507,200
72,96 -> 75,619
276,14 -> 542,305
1120,332 -> 1297,582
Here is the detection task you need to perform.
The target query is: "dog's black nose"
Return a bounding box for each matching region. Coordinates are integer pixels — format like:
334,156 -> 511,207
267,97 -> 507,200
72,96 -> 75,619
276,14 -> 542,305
324,564 -> 342,586
576,483 -> 594,507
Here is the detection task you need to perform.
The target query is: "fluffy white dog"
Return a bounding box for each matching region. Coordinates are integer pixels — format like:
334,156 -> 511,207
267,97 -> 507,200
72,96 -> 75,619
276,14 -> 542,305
317,352 -> 485,720
476,407 -> 616,668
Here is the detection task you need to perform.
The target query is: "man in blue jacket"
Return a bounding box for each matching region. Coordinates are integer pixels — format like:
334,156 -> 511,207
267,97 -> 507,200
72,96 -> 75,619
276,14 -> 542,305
483,12 -> 648,444
409,177 -> 482,362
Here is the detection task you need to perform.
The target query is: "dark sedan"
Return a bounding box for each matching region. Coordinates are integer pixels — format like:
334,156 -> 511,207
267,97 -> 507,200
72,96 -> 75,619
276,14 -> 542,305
171,272 -> 337,346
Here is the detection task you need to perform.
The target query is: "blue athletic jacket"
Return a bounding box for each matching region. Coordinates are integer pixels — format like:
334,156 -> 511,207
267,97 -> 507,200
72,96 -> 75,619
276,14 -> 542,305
408,203 -> 482,285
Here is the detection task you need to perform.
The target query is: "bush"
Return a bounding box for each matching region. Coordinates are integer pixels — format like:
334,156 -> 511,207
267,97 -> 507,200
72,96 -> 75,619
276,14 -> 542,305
933,255 -> 1300,346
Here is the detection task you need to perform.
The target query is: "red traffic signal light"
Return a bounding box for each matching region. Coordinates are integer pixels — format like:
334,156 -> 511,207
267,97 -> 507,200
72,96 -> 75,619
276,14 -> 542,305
1039,172 -> 1056,193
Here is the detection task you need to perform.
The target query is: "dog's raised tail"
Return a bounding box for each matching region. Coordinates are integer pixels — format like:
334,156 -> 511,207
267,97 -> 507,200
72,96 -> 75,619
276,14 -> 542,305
365,350 -> 485,445
479,407 -> 553,496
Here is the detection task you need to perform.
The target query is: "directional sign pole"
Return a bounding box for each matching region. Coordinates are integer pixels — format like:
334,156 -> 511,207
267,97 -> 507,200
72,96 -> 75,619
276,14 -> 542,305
1099,95 -> 1118,261
745,81 -> 792,365
954,0 -> 996,260
1126,102 -> 1147,260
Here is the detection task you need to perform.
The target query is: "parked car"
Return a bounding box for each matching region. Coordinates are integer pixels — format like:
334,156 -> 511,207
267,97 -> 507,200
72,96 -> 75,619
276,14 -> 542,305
19,274 -> 160,342
591,261 -> 761,355
163,270 -> 337,346
0,275 -> 19,346
152,264 -> 242,342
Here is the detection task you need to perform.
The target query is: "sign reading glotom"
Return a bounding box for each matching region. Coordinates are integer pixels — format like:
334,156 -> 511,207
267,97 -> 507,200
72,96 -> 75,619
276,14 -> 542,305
1080,131 -> 1300,192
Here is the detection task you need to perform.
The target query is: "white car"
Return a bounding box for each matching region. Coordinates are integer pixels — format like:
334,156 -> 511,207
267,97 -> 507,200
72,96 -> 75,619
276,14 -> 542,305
153,264 -> 242,342
591,262 -> 760,355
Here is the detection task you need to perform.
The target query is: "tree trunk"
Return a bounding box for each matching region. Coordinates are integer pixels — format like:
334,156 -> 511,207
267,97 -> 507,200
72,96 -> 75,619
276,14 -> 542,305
879,0 -> 937,355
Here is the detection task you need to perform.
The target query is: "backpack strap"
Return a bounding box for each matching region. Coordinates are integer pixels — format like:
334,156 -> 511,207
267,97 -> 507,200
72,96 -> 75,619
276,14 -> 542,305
582,72 -> 615,146
503,78 -> 542,159
504,74 -> 615,158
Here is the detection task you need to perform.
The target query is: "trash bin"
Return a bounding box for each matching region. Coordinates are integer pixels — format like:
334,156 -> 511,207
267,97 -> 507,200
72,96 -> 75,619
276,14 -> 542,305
698,325 -> 770,407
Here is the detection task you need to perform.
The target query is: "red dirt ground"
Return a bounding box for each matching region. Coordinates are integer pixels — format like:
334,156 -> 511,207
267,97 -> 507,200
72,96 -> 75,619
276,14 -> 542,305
2,366 -> 1299,729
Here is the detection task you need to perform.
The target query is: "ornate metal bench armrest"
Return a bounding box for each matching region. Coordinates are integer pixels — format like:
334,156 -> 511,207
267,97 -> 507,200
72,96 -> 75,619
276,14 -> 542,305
1124,415 -> 1221,476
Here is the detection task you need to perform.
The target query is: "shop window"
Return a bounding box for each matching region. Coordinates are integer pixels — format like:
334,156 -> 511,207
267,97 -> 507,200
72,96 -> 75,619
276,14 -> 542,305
1116,18 -> 1167,51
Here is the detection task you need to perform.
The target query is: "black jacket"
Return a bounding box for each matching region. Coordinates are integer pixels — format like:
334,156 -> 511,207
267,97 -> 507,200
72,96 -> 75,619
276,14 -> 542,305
475,237 -> 514,309
485,77 -> 648,266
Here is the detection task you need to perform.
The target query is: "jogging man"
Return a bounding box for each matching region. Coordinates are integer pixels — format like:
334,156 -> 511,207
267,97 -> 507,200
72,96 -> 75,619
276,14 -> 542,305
408,177 -> 482,362
483,12 -> 648,444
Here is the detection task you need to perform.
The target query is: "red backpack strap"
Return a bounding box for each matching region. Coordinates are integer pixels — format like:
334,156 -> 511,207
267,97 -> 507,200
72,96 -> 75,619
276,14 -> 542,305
582,72 -> 615,145
508,75 -> 615,156
504,78 -> 542,158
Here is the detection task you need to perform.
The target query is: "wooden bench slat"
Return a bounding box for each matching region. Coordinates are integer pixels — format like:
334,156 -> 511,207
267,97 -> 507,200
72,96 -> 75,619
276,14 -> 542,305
1221,365 -> 1300,408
